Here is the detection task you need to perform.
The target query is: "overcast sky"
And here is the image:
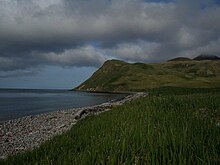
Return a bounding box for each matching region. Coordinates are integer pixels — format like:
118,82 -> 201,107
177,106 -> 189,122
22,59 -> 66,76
0,0 -> 220,89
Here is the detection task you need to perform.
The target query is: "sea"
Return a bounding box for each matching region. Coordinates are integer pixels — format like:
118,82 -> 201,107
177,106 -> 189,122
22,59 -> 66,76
0,89 -> 126,122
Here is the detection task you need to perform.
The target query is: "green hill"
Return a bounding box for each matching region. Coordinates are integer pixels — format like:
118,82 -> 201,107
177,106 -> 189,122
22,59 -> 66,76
75,59 -> 220,92
167,57 -> 192,62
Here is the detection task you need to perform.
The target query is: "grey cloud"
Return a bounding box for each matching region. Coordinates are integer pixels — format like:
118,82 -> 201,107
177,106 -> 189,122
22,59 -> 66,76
0,45 -> 108,71
0,0 -> 220,74
41,45 -> 108,67
179,39 -> 220,57
110,40 -> 161,62
0,69 -> 40,78
0,0 -> 175,45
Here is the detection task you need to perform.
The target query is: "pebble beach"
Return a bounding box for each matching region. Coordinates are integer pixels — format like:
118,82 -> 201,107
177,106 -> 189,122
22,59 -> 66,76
0,92 -> 147,159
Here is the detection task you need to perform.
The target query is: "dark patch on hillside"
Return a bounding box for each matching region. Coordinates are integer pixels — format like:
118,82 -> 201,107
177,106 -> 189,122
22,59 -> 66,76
194,54 -> 220,61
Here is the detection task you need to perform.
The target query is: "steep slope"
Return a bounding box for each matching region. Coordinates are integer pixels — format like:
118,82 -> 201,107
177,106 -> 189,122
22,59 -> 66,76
75,59 -> 220,92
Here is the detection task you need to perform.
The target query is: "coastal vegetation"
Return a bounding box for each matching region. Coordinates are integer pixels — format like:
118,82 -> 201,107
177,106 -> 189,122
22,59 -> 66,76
75,59 -> 220,92
1,87 -> 220,164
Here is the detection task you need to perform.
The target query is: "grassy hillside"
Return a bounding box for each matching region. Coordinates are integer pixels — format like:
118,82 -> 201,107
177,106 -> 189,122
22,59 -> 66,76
75,59 -> 220,92
1,88 -> 220,164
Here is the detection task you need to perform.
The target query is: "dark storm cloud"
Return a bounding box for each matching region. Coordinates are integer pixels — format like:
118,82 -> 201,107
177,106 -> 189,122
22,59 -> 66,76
0,0 -> 220,74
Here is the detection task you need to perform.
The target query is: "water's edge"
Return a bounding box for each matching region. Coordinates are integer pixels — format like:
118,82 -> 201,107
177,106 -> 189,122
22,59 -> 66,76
0,92 -> 147,159
0,89 -> 127,122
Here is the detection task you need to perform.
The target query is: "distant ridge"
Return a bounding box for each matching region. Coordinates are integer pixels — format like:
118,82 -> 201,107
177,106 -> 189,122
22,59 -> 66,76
193,54 -> 220,61
168,54 -> 220,62
168,57 -> 192,62
75,59 -> 220,92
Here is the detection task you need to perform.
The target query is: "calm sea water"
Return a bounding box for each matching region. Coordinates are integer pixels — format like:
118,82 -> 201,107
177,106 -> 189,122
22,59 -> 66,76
0,89 -> 126,121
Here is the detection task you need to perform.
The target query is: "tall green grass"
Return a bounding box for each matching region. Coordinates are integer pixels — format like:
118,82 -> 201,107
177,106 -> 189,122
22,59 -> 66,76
1,89 -> 220,164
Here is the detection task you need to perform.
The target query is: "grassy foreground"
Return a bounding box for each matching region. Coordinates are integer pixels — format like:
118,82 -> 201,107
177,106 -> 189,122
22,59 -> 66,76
1,88 -> 220,164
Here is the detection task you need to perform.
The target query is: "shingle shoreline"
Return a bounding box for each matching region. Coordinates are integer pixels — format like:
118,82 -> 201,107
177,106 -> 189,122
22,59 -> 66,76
0,92 -> 147,159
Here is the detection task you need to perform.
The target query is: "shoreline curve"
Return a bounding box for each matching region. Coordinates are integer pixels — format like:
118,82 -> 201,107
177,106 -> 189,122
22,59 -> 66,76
0,92 -> 147,159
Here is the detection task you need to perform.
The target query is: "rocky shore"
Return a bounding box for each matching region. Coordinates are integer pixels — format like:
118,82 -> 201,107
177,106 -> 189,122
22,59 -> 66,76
0,92 -> 147,159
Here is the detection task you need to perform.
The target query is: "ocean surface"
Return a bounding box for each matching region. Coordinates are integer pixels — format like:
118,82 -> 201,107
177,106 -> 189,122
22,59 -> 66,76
0,89 -> 126,121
